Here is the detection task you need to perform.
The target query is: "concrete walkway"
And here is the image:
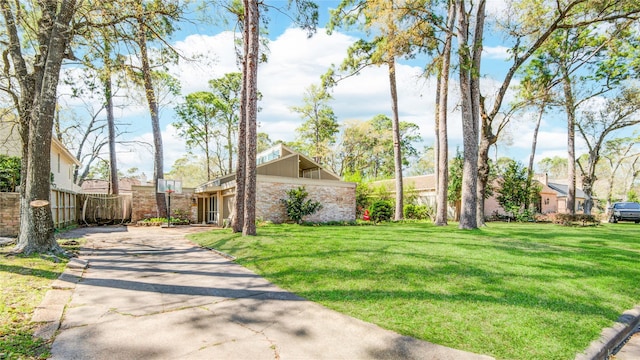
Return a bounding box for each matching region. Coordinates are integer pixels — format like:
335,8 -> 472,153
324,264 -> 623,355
48,226 -> 494,360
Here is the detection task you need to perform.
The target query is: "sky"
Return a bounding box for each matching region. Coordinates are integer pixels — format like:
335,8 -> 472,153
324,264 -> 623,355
58,0 -> 590,180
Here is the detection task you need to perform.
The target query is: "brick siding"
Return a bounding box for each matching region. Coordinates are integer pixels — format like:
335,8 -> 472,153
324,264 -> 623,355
0,192 -> 20,236
131,185 -> 197,223
255,177 -> 356,223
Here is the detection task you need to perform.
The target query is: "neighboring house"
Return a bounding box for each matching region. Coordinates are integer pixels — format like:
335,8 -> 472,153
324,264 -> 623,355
82,177 -> 146,194
370,175 -> 457,217
372,175 -> 437,207
372,173 -> 588,219
50,136 -> 82,193
1,118 -> 82,234
194,144 -> 356,226
545,183 -> 589,213
1,119 -> 81,193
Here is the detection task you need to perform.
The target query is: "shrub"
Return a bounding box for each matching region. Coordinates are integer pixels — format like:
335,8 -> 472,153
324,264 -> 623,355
171,208 -> 192,223
553,213 -> 599,226
0,155 -> 21,192
369,200 -> 393,223
404,204 -> 431,220
280,186 -> 322,224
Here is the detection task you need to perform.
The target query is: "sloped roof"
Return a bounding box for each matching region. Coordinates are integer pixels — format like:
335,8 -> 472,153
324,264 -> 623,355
372,174 -> 436,192
195,143 -> 342,193
52,136 -> 81,166
547,182 -> 590,200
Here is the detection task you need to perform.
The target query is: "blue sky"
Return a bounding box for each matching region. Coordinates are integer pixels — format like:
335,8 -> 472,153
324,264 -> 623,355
57,0 -> 584,179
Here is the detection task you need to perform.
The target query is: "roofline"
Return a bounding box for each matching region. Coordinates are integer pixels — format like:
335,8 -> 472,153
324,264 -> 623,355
52,136 -> 81,166
259,143 -> 342,180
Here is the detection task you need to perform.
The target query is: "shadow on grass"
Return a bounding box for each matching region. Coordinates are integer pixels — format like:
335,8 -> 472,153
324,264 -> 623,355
0,264 -> 62,280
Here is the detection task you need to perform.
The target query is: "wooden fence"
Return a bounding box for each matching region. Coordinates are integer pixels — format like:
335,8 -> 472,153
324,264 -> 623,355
51,189 -> 78,229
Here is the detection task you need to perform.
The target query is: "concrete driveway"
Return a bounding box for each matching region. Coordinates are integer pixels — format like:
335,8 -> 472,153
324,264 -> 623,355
49,225 -> 494,360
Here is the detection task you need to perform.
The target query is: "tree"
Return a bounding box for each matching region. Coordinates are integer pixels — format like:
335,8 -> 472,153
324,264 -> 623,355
241,0 -> 260,236
328,0 -> 437,221
229,0 -> 318,235
257,132 -> 273,153
291,84 -> 339,164
576,88 -> 640,214
600,136 -> 640,206
174,91 -> 221,181
123,1 -> 183,218
464,0 -> 640,228
86,159 -> 112,180
497,160 -> 539,221
537,156 -> 569,179
165,156 -> 208,188
1,0 -> 77,254
209,72 -> 243,174
409,146 -> 435,176
280,186 -> 322,224
335,116 -> 420,180
455,0 -> 484,229
525,23 -> 639,214
447,150 -> 464,221
434,0 -> 456,226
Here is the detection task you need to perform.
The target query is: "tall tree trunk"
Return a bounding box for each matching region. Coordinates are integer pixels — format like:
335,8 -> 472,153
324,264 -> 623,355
472,0 -> 486,227
435,0 -> 456,226
227,124 -> 233,175
456,0 -> 478,230
526,101 -> 546,208
581,168 -> 595,214
3,0 -> 77,254
242,0 -> 259,236
434,71 -> 440,216
137,18 -> 166,217
580,144 -> 601,215
105,66 -> 119,195
527,102 -> 546,181
205,123 -> 212,181
232,3 -> 249,233
561,67 -> 576,215
388,59 -> 403,220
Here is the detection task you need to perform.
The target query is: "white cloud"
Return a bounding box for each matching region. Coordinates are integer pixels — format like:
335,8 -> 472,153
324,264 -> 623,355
483,45 -> 511,60
73,24 -> 583,179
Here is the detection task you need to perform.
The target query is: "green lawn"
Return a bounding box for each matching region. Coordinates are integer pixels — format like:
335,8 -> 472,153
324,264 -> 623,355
188,221 -> 640,360
0,239 -> 82,360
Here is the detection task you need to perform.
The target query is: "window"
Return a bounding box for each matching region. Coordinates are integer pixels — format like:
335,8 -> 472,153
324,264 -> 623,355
257,148 -> 280,165
57,153 -> 60,173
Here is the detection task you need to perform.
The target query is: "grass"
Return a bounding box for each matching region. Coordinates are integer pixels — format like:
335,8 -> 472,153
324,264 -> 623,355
188,221 -> 640,360
0,238 -> 83,360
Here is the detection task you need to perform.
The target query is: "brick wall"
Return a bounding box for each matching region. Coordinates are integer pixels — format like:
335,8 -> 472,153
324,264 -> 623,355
0,192 -> 20,236
131,185 -> 197,222
255,176 -> 356,223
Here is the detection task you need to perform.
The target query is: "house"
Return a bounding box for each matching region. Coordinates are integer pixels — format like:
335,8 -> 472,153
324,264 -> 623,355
541,176 -> 590,213
1,118 -> 82,234
372,173 -> 589,219
1,119 -> 81,193
81,177 -> 147,194
193,144 -> 356,225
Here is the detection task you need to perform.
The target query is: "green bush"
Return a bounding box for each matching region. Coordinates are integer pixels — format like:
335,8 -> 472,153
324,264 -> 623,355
280,186 -> 322,224
0,155 -> 21,192
403,204 -> 431,220
369,200 -> 393,223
